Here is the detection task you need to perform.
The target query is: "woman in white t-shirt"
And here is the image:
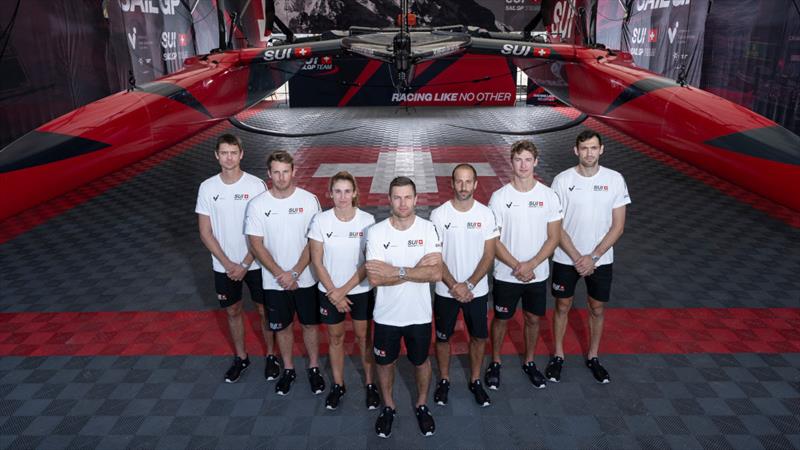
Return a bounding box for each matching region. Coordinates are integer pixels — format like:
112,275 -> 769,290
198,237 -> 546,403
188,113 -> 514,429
308,171 -> 379,411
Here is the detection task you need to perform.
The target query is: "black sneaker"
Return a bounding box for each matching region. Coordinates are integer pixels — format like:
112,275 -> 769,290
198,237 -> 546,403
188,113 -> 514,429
275,368 -> 296,395
586,357 -> 610,384
484,361 -> 501,390
325,384 -> 346,410
308,367 -> 326,394
415,404 -> 436,436
375,406 -> 395,438
433,379 -> 450,406
224,356 -> 250,383
522,361 -> 547,389
545,356 -> 564,383
469,379 -> 491,407
365,383 -> 381,410
264,354 -> 280,381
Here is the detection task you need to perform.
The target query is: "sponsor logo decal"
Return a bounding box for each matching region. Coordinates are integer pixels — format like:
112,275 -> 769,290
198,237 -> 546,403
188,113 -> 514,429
505,202 -> 513,209
348,231 -> 363,238
495,305 -> 509,313
383,242 -> 391,249
234,193 -> 249,200
593,185 -> 609,192
326,232 -> 333,238
436,330 -> 448,340
648,28 -> 658,43
320,307 -> 328,316
269,322 -> 282,330
444,223 -> 451,230
264,48 -> 291,61
265,210 -> 272,217
293,47 -> 312,58
528,201 -> 544,208
552,282 -> 565,292
213,194 -> 219,201
408,239 -> 424,247
217,294 -> 227,301
288,207 -> 304,214
373,347 -> 386,357
467,222 -> 482,229
568,185 -> 575,192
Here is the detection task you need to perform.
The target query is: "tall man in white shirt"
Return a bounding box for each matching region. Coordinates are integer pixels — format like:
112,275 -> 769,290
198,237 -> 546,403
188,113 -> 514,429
245,150 -> 325,396
429,164 -> 498,407
365,176 -> 443,438
487,140 -> 562,390
196,134 -> 279,384
547,131 -> 630,384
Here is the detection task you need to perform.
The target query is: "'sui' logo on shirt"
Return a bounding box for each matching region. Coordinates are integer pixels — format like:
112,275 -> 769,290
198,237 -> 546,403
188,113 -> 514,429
408,240 -> 424,247
288,207 -> 305,214
234,193 -> 249,200
349,232 -> 363,238
466,222 -> 482,229
593,185 -> 609,191
528,201 -> 544,208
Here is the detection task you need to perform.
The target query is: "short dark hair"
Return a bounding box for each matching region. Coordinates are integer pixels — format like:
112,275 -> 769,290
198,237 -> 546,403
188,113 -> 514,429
510,140 -> 539,160
451,163 -> 477,181
216,133 -> 242,152
389,176 -> 417,196
575,130 -> 603,147
266,150 -> 294,170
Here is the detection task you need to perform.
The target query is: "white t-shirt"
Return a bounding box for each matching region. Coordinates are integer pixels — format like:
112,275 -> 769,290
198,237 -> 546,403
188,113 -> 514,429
307,208 -> 375,295
244,187 -> 321,290
489,182 -> 563,283
429,200 -> 499,298
366,216 -> 443,326
551,166 -> 631,266
195,172 -> 266,273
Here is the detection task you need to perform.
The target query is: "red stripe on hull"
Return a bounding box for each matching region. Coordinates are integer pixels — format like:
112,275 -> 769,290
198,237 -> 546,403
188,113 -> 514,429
1,308 -> 797,357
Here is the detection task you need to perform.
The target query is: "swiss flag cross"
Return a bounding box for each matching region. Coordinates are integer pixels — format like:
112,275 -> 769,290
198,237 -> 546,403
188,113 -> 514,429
178,34 -> 188,47
321,56 -> 332,64
535,47 -> 551,57
648,28 -> 658,43
294,47 -> 312,58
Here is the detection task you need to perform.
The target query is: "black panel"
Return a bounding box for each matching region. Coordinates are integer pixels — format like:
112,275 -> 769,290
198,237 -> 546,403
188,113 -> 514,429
0,131 -> 111,173
138,81 -> 213,118
603,77 -> 678,114
704,126 -> 800,166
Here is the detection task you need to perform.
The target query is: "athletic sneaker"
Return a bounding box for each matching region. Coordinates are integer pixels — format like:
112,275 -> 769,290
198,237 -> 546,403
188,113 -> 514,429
264,354 -> 280,381
545,356 -> 564,382
308,367 -> 326,394
484,361 -> 501,390
586,357 -> 610,384
433,379 -> 450,406
275,368 -> 296,395
469,379 -> 491,407
325,384 -> 346,410
415,404 -> 436,436
365,383 -> 381,410
224,356 -> 250,383
375,406 -> 396,438
522,361 -> 547,389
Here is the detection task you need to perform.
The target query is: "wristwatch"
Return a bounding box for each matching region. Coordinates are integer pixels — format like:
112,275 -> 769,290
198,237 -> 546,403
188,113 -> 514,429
590,255 -> 600,263
398,267 -> 407,280
239,261 -> 250,269
465,281 -> 475,291
291,271 -> 299,279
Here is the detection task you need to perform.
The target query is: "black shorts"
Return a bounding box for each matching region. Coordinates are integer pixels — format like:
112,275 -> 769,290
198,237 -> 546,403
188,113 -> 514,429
264,285 -> 320,331
214,270 -> 265,308
373,322 -> 432,366
492,279 -> 547,319
434,294 -> 489,341
319,290 -> 375,324
551,262 -> 613,302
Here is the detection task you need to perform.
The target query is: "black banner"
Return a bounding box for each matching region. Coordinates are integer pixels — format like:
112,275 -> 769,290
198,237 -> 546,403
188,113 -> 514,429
700,0 -> 800,134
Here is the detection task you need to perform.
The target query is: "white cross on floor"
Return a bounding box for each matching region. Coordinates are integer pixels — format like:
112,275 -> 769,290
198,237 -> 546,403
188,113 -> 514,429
312,151 -> 496,193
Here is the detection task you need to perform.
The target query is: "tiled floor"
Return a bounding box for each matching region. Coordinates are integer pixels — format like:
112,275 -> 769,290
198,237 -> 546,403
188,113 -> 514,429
1,104 -> 798,449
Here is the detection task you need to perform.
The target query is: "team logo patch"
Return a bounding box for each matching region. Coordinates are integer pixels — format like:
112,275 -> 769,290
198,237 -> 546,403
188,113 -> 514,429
288,207 -> 304,214
495,305 -> 509,313
217,294 -> 227,301
552,283 -> 565,292
528,201 -> 544,208
373,347 -> 386,357
234,193 -> 249,200
593,185 -> 609,191
466,222 -> 482,229
408,240 -> 424,247
320,307 -> 328,316
348,231 -> 363,238
436,330 -> 448,340
269,322 -> 282,330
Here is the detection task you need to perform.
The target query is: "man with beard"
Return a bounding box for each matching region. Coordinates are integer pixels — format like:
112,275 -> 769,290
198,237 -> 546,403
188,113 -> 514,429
429,164 -> 498,408
365,176 -> 443,438
547,131 -> 630,384
245,150 -> 325,396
